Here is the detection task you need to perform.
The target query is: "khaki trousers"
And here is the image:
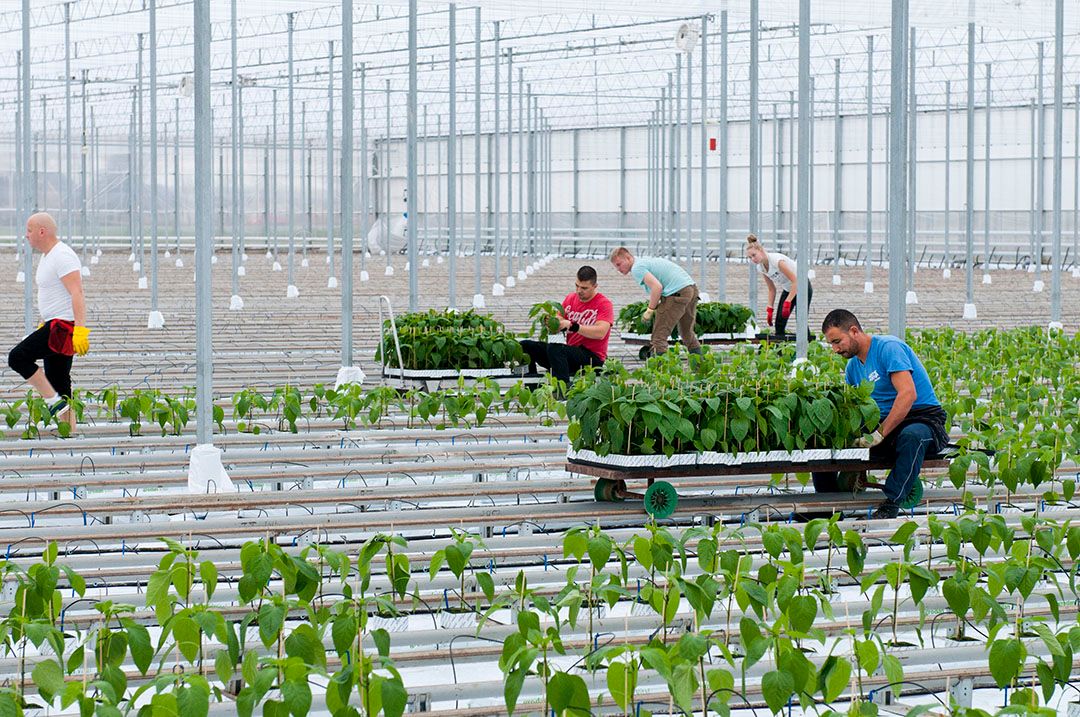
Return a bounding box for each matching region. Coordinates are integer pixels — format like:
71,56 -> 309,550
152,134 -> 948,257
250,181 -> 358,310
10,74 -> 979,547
650,284 -> 700,355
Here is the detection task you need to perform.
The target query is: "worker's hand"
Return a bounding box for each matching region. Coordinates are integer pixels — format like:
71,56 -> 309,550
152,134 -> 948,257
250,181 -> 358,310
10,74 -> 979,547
781,300 -> 793,320
72,326 -> 91,356
766,306 -> 774,327
558,317 -> 572,332
642,307 -> 655,323
854,430 -> 884,449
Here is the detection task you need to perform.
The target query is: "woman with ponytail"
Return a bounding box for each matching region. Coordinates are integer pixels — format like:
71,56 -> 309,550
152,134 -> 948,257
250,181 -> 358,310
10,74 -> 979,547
745,234 -> 812,338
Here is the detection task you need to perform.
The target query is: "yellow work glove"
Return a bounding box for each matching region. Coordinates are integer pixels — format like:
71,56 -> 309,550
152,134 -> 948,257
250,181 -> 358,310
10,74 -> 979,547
72,326 -> 91,356
854,430 -> 884,449
642,307 -> 656,323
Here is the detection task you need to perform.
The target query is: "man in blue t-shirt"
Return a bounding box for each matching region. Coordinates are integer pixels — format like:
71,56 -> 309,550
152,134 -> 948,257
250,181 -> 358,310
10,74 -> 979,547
815,309 -> 949,519
609,246 -> 701,357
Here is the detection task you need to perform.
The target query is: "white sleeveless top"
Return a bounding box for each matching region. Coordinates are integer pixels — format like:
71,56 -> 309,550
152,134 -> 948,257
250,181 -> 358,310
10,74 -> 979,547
757,251 -> 794,293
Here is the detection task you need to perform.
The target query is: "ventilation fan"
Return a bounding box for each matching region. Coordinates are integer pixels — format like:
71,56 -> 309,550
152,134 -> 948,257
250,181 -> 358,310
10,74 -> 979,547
178,75 -> 194,98
674,23 -> 699,54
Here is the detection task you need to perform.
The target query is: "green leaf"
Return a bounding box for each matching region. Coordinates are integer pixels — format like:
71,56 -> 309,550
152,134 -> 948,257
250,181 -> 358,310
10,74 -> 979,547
332,613 -> 358,657
32,659 -> 64,703
761,670 -> 795,715
258,603 -> 285,649
281,679 -> 313,717
989,638 -> 1024,688
820,656 -> 852,703
889,521 -> 918,545
372,628 -> 392,659
607,660 -> 638,711
942,577 -> 970,619
547,672 -> 591,716
787,595 -> 817,635
171,615 -> 201,663
215,649 -> 234,686
125,621 -> 154,675
380,676 -> 408,717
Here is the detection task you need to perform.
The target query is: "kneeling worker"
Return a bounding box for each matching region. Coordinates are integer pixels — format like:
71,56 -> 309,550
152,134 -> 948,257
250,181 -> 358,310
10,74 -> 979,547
609,247 -> 700,357
519,265 -> 613,386
815,309 -> 949,519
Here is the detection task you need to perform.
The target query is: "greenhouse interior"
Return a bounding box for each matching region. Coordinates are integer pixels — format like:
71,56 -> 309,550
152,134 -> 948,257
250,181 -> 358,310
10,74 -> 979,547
0,0 -> 1079,714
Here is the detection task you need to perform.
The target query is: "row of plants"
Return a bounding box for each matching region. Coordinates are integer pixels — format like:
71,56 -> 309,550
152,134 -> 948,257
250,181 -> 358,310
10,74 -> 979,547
565,344 -> 877,457
617,301 -> 755,337
907,327 -> 1080,498
0,378 -> 565,439
376,309 -> 526,371
6,505 -> 1080,716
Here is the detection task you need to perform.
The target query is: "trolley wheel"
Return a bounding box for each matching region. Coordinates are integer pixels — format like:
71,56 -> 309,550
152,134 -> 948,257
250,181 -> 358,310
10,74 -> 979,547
898,479 -> 924,510
638,346 -> 652,361
838,470 -> 868,493
644,480 -> 678,519
594,478 -> 626,502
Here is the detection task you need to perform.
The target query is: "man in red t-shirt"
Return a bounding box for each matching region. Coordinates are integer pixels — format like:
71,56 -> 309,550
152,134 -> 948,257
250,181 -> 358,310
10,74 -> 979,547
519,265 -> 614,386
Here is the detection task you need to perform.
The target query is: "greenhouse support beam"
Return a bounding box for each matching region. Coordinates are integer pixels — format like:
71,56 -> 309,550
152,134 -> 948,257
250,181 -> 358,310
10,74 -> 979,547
447,3 -> 457,307
832,58 -> 842,281
193,0 -> 213,445
795,0 -> 809,358
717,11 -> 728,301
340,0 -> 353,364
287,13 -> 296,295
1050,0 -> 1063,322
407,0 -> 418,311
748,0 -> 759,311
699,16 -> 708,283
944,80 -> 951,271
472,9 -> 482,297
1035,41 -> 1045,284
887,0 -> 909,338
964,22 -> 975,316
865,36 -> 874,292
229,0 -> 239,304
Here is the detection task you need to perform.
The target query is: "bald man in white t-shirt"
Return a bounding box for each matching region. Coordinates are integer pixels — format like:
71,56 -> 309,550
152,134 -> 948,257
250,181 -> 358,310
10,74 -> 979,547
7,213 -> 90,431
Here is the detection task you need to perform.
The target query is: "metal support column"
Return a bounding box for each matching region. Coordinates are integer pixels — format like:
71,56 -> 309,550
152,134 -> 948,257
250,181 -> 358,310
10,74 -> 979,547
287,13 -> 297,296
20,24 -> 31,331
963,22 -> 976,318
944,80 -> 951,276
341,0 -> 356,368
717,11 -> 728,301
64,2 -> 72,241
865,36 -> 874,293
984,66 -> 992,281
407,0 -> 419,310
748,0 -> 759,311
888,0 -> 909,336
229,0 -> 240,309
447,3 -> 457,304
1049,0 -> 1063,322
832,59 -> 842,284
472,8 -> 481,298
1035,41 -> 1045,289
193,0 -> 214,445
327,44 -> 336,286
699,16 -> 708,288
795,0 -> 810,357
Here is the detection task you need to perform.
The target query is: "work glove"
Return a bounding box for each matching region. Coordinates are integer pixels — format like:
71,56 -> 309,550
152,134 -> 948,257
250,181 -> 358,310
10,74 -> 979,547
781,300 -> 793,320
72,326 -> 91,356
642,307 -> 655,323
766,306 -> 774,327
854,430 -> 884,449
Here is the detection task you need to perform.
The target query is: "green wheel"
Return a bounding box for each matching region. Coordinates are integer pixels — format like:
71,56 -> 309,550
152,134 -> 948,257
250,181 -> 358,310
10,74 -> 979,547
644,480 -> 678,519
898,479 -> 924,510
594,478 -> 626,502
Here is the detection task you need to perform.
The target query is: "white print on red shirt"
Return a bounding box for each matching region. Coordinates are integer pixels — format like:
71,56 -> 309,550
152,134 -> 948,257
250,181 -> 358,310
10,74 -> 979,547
562,305 -> 600,325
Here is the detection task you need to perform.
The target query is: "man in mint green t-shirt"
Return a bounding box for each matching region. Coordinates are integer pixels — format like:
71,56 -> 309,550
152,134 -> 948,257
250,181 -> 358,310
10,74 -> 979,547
610,246 -> 700,357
